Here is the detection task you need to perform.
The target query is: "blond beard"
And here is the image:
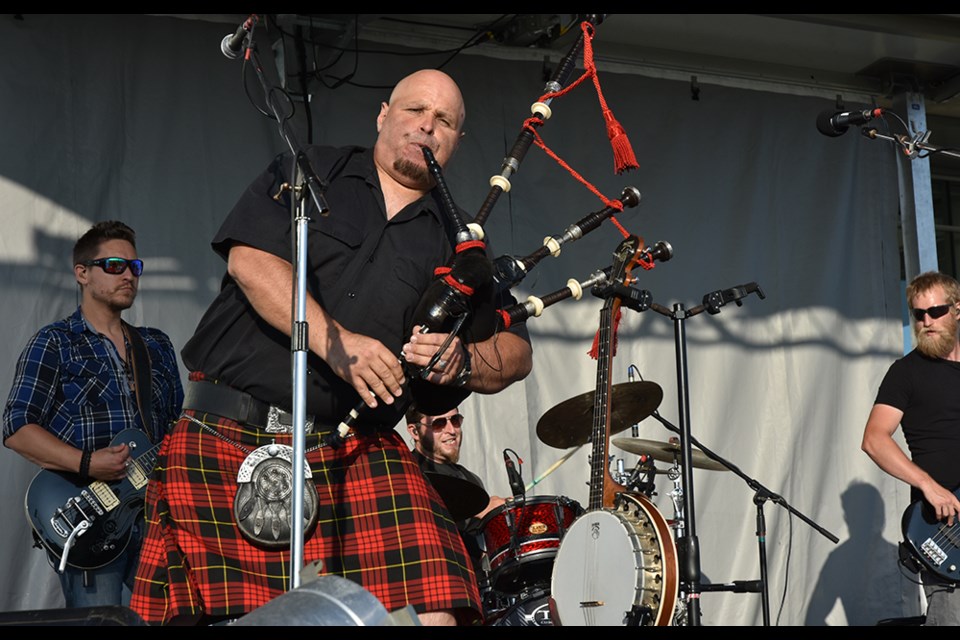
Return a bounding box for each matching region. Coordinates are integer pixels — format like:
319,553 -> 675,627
916,313 -> 959,358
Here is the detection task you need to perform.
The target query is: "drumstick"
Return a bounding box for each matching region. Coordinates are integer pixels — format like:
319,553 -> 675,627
525,445 -> 583,491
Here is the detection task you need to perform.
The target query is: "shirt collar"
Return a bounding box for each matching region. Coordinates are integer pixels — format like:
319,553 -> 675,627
351,148 -> 446,225
67,307 -> 92,335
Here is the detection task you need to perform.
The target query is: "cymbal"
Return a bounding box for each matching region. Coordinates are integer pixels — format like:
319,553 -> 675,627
424,471 -> 490,521
536,381 -> 663,449
611,437 -> 728,472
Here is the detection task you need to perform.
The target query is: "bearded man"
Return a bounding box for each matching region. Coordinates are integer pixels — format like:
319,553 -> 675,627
862,270 -> 960,625
406,405 -> 506,516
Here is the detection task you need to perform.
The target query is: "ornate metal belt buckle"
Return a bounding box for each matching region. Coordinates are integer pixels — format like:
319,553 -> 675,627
265,405 -> 314,434
234,443 -> 319,549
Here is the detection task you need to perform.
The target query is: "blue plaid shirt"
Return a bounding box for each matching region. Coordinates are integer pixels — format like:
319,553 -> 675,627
3,307 -> 183,450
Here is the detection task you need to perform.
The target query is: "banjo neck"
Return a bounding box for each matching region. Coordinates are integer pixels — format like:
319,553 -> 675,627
587,235 -> 641,512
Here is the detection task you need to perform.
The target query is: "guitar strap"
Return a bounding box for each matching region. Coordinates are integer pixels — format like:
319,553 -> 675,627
123,321 -> 155,443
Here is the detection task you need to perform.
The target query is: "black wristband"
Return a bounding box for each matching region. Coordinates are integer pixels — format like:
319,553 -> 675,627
78,449 -> 92,483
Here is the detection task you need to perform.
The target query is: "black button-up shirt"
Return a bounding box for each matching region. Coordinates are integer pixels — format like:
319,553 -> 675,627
183,145 -> 527,427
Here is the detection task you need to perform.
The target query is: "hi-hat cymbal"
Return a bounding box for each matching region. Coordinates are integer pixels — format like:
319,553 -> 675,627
424,471 -> 490,521
536,381 -> 663,449
611,437 -> 728,471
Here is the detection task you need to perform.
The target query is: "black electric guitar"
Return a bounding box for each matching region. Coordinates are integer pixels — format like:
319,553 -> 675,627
901,490 -> 960,584
24,428 -> 158,571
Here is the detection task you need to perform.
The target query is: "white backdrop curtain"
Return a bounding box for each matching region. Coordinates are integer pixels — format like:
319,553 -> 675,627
0,14 -> 914,626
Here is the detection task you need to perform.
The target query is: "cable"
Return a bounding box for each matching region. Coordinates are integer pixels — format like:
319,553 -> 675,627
774,510 -> 794,626
265,14 -> 511,91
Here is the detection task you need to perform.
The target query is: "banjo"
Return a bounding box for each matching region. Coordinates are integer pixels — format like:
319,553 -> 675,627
549,235 -> 679,626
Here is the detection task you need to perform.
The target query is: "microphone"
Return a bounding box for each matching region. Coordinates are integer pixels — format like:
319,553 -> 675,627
816,107 -> 883,137
503,451 -> 525,499
221,15 -> 258,60
628,366 -> 639,437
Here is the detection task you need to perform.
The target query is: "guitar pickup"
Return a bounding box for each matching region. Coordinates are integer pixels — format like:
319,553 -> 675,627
88,482 -> 119,512
920,538 -> 948,566
126,463 -> 148,490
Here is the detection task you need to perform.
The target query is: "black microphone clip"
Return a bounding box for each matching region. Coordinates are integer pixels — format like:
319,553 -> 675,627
703,282 -> 765,315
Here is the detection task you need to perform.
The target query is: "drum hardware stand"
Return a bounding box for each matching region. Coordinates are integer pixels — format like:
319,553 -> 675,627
227,18 -> 331,590
613,456 -> 659,497
666,463 -> 685,539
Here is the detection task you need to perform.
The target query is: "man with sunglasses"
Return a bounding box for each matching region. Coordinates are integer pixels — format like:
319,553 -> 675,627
406,405 -> 505,524
862,270 -> 960,625
2,220 -> 183,610
406,406 -> 505,609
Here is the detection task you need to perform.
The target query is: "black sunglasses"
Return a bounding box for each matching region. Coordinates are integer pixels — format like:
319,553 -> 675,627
422,414 -> 464,429
83,257 -> 143,277
911,304 -> 953,322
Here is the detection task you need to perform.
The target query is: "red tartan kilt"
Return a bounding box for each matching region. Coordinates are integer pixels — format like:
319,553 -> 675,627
130,410 -> 482,625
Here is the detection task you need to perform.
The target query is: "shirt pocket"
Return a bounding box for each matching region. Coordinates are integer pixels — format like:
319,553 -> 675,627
61,357 -> 116,408
310,217 -> 364,291
394,255 -> 439,332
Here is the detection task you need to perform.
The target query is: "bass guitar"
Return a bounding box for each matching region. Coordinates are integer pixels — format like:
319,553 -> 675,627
902,491 -> 960,584
24,428 -> 157,572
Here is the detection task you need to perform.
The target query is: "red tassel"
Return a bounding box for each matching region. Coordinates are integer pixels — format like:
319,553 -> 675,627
604,109 -> 638,174
588,308 -> 622,359
588,330 -> 600,359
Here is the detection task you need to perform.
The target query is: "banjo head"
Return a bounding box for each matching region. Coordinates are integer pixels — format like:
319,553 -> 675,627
549,493 -> 678,626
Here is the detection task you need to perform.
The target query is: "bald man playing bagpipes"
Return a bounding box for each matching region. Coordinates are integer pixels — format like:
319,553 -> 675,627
130,68 -> 532,627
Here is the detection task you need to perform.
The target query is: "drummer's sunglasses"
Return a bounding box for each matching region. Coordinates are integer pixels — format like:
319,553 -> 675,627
423,414 -> 465,429
910,304 -> 953,322
83,257 -> 144,277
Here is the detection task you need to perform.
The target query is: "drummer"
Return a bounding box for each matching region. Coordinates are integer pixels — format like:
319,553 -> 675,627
406,405 -> 506,581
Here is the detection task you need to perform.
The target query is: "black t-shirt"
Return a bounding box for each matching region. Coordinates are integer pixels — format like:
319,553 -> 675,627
875,348 -> 960,502
183,145 -> 527,427
412,449 -> 488,522
412,449 -> 489,569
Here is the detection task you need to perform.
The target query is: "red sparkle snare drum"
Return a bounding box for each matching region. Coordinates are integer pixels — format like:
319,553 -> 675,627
478,495 -> 583,593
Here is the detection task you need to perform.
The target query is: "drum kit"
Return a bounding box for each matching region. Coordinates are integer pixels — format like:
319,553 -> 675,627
444,380 -> 732,627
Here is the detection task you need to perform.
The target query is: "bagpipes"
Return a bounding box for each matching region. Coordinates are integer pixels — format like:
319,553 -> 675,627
496,240 -> 674,332
407,154 -> 671,414
405,146 -> 498,414
332,16 -> 675,433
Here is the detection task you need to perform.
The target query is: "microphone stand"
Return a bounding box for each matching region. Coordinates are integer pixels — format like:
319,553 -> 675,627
615,280 -> 736,624
620,281 -> 837,626
643,294 -> 706,626
647,411 -> 839,626
232,23 -> 330,591
860,126 -> 960,160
